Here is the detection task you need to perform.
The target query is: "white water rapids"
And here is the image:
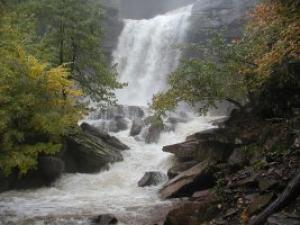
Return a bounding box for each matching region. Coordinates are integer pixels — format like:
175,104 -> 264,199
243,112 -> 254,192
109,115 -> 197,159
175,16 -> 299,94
0,4 -> 223,225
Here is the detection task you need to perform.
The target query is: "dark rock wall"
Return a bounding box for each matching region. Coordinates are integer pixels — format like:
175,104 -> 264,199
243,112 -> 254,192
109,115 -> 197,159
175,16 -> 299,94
185,0 -> 257,58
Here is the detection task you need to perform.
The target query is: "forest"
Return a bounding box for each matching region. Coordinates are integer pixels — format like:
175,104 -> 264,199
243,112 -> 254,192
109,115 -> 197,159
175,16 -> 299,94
0,0 -> 299,225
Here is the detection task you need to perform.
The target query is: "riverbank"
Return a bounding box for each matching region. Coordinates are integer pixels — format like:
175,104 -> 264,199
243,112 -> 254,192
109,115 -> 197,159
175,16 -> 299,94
161,104 -> 300,225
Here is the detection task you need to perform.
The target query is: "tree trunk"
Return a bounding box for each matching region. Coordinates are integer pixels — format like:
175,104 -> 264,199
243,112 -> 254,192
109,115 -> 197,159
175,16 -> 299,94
249,171 -> 300,225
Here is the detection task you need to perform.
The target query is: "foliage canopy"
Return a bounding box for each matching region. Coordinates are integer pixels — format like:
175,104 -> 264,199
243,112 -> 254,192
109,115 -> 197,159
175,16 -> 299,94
152,0 -> 300,115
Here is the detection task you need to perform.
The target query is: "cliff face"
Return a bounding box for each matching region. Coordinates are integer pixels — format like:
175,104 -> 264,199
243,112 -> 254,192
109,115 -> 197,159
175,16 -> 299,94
185,0 -> 257,57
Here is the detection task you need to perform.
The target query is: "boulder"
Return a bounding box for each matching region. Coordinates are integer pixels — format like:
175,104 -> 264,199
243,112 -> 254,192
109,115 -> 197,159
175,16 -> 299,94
145,118 -> 164,144
160,161 -> 215,199
248,193 -> 274,215
130,118 -> 144,136
163,193 -> 219,225
267,213 -> 300,225
109,116 -> 128,132
38,156 -> 64,183
63,126 -> 125,173
167,161 -> 198,178
138,171 -> 167,187
163,138 -> 234,163
81,123 -> 129,150
228,147 -> 249,167
1,156 -> 65,191
92,214 -> 118,225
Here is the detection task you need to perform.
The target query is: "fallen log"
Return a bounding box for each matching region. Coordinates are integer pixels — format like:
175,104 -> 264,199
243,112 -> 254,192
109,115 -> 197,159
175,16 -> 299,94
249,171 -> 300,225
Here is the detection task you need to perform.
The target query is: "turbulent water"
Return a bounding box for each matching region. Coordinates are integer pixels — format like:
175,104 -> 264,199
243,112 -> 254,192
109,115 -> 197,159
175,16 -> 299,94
0,4 -> 223,225
113,5 -> 193,106
0,113 -> 218,225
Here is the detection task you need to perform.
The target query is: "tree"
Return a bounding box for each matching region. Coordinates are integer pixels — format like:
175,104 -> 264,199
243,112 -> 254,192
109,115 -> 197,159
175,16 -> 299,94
32,0 -> 124,104
0,10 -> 82,175
152,0 -> 300,115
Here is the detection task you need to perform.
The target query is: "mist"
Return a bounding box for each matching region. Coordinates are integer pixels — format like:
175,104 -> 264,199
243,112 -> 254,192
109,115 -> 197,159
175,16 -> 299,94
119,0 -> 196,19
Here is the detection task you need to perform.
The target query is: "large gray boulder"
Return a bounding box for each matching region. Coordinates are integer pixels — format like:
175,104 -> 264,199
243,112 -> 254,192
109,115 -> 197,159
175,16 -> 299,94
63,124 -> 127,173
163,138 -> 234,163
130,118 -> 145,136
138,171 -> 168,187
81,122 -> 129,150
160,160 -> 215,199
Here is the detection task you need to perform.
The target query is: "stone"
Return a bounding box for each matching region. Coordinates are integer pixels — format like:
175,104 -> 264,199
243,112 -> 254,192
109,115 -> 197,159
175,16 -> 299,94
130,118 -> 144,136
163,138 -> 233,163
138,171 -> 167,187
248,193 -> 274,215
163,196 -> 219,225
63,126 -> 124,173
228,147 -> 249,167
267,213 -> 300,225
167,161 -> 198,178
145,118 -> 164,144
92,214 -> 118,225
108,116 -> 128,132
81,123 -> 129,150
192,189 -> 217,202
0,156 -> 65,192
258,177 -> 278,191
38,156 -> 64,182
160,161 -> 215,199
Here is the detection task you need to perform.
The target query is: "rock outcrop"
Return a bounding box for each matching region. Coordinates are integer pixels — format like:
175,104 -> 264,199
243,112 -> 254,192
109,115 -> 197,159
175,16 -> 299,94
138,171 -> 168,187
161,107 -> 300,225
62,123 -> 127,173
160,160 -> 215,199
0,123 -> 128,192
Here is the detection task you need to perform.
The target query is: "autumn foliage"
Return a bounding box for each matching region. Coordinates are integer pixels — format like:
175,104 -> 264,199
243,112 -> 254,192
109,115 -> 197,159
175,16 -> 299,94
0,10 -> 82,175
152,0 -> 300,114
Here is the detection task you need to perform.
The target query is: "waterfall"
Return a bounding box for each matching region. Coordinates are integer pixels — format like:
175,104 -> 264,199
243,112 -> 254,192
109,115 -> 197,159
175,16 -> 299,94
113,5 -> 193,106
0,5 -> 224,225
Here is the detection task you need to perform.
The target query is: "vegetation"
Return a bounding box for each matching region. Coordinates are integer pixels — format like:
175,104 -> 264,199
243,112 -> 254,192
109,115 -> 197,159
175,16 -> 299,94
152,0 -> 300,115
0,0 -> 121,175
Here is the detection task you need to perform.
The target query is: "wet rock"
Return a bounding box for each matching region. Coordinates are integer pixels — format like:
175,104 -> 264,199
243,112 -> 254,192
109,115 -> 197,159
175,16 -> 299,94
258,177 -> 278,191
163,138 -> 233,163
248,193 -> 274,215
163,196 -> 219,225
0,156 -> 65,192
267,213 -> 300,225
167,161 -> 198,178
192,189 -> 217,201
64,126 -> 124,173
109,116 -> 128,132
92,214 -> 118,225
163,141 -> 199,162
138,171 -> 167,187
145,117 -> 164,144
228,147 -> 249,167
81,123 -> 129,150
130,118 -> 144,136
38,156 -> 64,183
160,160 -> 215,199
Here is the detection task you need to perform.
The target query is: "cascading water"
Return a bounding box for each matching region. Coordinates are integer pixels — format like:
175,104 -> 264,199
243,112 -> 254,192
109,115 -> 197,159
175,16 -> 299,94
113,5 -> 192,106
0,4 -> 223,225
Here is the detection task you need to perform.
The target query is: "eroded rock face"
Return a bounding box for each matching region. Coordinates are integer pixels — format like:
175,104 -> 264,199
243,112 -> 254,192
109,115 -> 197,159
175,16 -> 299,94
80,123 -> 129,150
130,118 -> 145,136
163,136 -> 234,163
0,156 -> 65,192
163,192 -> 219,225
160,161 -> 215,199
64,124 -> 126,173
167,161 -> 198,178
138,171 -> 168,187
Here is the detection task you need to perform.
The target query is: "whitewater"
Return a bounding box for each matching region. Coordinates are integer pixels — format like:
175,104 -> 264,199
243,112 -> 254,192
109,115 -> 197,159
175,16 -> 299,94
0,4 -> 221,225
